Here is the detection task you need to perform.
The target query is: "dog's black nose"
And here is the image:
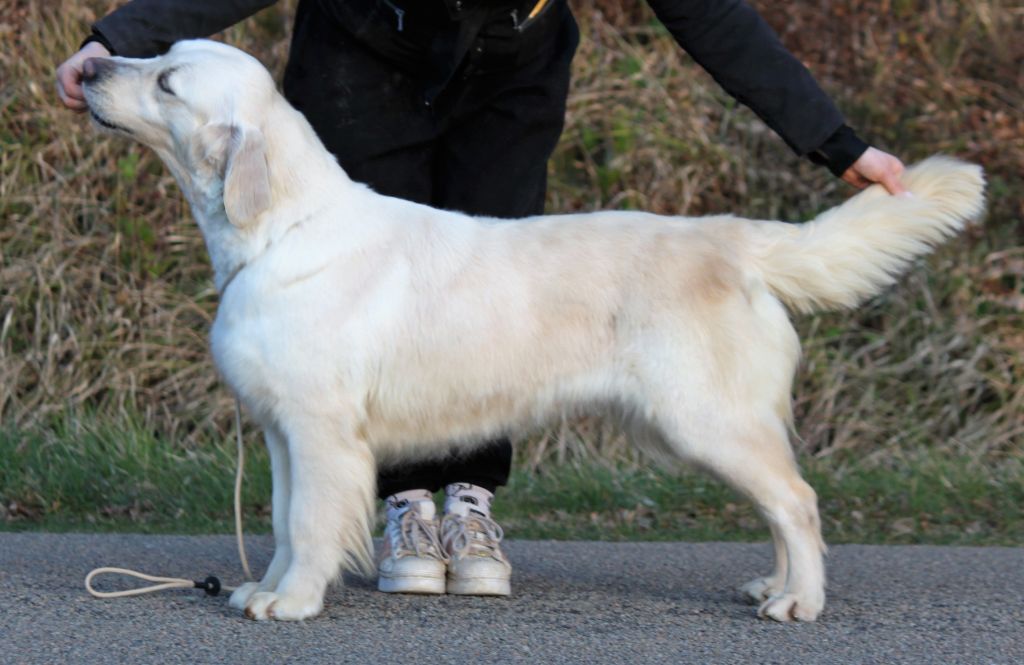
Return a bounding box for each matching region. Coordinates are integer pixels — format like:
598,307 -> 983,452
82,57 -> 116,83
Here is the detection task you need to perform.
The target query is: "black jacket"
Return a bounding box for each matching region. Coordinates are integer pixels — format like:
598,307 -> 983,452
86,0 -> 867,175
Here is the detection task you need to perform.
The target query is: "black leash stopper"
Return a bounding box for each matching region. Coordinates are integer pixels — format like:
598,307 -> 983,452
194,576 -> 222,596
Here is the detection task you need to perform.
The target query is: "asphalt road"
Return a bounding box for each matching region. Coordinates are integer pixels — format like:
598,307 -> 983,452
0,533 -> 1021,664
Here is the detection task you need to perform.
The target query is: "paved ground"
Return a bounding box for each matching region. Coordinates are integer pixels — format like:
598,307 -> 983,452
0,534 -> 1021,664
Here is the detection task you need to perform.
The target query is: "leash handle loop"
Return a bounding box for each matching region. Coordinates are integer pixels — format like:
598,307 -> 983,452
84,567 -> 195,598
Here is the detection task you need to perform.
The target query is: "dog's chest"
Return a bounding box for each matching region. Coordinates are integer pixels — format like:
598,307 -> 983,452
209,293 -> 327,409
209,307 -> 277,405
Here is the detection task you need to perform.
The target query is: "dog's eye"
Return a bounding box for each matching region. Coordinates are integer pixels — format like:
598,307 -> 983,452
157,69 -> 176,96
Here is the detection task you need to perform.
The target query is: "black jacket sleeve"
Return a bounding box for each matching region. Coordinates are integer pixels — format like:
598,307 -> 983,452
90,0 -> 278,57
646,0 -> 867,172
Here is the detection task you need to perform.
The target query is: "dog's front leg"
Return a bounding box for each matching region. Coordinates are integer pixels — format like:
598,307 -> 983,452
243,419 -> 375,621
230,423 -> 292,610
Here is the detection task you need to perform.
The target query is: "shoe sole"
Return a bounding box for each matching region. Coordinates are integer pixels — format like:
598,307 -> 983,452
446,576 -> 511,596
378,574 -> 446,594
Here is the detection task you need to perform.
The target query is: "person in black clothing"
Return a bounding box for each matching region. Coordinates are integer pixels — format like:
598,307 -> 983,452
56,0 -> 907,597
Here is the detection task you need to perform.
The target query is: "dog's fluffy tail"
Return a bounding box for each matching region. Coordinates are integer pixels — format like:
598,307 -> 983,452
743,156 -> 985,314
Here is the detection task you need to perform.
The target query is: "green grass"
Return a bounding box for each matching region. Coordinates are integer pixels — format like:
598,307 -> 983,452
0,412 -> 272,533
3,412 -> 1020,545
500,458 -> 1024,545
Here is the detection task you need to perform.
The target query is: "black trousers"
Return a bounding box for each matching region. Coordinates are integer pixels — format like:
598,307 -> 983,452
282,0 -> 579,498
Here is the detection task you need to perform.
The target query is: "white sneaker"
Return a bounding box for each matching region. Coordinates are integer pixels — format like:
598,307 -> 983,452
377,498 -> 447,594
441,500 -> 512,596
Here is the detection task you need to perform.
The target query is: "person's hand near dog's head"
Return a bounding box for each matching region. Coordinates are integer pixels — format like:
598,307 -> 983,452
56,41 -> 112,112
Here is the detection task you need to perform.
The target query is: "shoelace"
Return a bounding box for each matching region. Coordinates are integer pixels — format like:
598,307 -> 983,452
392,508 -> 447,562
441,513 -> 507,562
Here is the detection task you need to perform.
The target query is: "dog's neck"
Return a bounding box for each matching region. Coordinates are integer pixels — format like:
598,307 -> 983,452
168,97 -> 355,294
190,188 -> 256,294
160,158 -> 258,293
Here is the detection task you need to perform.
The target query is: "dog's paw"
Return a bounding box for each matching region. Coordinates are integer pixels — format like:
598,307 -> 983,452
229,582 -> 261,610
757,592 -> 823,623
740,576 -> 785,603
243,590 -> 323,621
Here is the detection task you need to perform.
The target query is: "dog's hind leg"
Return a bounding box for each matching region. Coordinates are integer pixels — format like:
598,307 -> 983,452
655,408 -> 825,622
738,522 -> 788,604
711,428 -> 823,622
230,423 -> 292,610
740,456 -> 825,623
243,415 -> 376,621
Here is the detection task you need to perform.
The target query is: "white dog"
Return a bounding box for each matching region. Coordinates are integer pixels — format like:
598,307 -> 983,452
81,40 -> 985,623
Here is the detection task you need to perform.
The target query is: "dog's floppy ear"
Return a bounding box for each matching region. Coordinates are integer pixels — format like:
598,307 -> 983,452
222,125 -> 271,227
194,123 -> 271,227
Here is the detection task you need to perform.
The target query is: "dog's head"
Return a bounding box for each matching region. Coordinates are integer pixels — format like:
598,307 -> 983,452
82,40 -> 276,226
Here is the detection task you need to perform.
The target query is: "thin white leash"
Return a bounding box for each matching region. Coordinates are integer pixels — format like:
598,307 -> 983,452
84,400 -> 254,600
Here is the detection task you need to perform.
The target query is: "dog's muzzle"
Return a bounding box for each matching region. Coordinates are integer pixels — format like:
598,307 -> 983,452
82,56 -> 117,84
81,58 -> 133,134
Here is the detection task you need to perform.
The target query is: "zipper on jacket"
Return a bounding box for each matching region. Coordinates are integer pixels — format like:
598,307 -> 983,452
511,0 -> 553,33
382,0 -> 405,32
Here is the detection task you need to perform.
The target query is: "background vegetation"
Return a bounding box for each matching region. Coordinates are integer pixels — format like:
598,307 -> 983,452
1,0 -> 1021,541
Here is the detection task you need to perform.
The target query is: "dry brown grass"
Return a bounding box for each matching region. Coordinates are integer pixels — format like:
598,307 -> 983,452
1,0 -> 1021,468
